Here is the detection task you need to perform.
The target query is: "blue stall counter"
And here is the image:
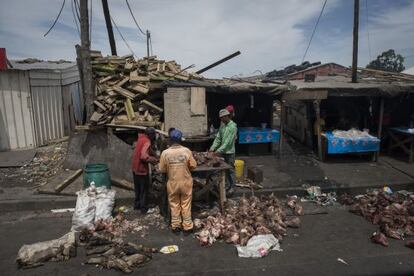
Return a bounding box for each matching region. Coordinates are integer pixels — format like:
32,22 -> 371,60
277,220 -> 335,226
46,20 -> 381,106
238,127 -> 280,144
323,131 -> 380,154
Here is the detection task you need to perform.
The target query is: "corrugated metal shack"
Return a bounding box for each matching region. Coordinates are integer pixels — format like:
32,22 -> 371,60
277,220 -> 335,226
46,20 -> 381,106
0,60 -> 82,151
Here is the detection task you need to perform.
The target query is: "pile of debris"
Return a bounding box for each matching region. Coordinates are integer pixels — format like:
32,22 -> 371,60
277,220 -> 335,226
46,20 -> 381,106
194,194 -> 303,246
266,61 -> 321,78
89,51 -> 202,127
192,152 -> 225,167
24,141 -> 68,187
301,185 -> 337,206
93,207 -> 167,238
80,228 -> 156,274
343,191 -> 414,248
235,178 -> 263,190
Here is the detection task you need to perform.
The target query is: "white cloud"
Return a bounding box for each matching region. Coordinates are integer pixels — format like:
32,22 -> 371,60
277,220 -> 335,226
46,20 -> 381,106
1,0 -> 413,77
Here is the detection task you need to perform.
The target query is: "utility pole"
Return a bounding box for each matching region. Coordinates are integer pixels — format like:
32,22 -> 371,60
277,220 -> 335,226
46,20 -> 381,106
79,0 -> 94,122
101,0 -> 117,55
146,30 -> 150,58
352,0 -> 360,83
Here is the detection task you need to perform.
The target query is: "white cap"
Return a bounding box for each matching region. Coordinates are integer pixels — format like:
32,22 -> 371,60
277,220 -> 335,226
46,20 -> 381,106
219,109 -> 230,118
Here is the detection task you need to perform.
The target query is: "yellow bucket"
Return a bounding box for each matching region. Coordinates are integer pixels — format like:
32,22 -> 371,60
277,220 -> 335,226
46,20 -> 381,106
234,159 -> 245,179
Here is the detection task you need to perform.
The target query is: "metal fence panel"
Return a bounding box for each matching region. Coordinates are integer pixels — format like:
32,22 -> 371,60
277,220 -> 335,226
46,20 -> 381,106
0,70 -> 35,150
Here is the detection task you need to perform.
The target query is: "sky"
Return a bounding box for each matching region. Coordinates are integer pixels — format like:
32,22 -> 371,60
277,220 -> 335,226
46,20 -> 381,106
1,0 -> 414,78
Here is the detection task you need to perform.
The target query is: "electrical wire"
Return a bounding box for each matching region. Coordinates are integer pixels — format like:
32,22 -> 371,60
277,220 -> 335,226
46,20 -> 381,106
110,15 -> 137,57
44,0 -> 66,37
71,0 -> 80,37
74,0 -> 81,21
301,0 -> 327,63
125,0 -> 146,36
365,0 -> 372,61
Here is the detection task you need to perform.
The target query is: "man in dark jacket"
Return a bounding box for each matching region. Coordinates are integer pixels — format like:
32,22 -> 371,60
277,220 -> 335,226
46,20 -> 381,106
131,127 -> 158,214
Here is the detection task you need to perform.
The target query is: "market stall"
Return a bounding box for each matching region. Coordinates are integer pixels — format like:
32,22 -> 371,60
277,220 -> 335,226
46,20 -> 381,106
321,130 -> 380,161
238,127 -> 280,155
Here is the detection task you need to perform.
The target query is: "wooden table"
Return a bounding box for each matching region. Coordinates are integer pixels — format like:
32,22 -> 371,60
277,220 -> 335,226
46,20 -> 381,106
192,163 -> 232,211
388,128 -> 414,163
157,163 -> 232,222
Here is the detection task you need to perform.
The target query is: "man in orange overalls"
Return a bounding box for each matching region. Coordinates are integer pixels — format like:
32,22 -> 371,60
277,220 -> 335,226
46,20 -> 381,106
159,129 -> 197,235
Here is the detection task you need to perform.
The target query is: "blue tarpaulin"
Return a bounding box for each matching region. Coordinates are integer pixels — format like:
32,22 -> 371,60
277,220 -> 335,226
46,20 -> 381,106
238,128 -> 280,144
324,131 -> 380,154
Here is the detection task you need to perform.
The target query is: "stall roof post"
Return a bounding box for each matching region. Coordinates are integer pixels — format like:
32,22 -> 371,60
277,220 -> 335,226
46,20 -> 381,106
375,97 -> 385,162
314,100 -> 323,161
278,100 -> 286,159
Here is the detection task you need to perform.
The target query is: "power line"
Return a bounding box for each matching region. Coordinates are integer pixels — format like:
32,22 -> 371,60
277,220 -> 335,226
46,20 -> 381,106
110,15 -> 136,57
74,0 -> 81,21
125,0 -> 146,36
365,0 -> 372,61
71,0 -> 80,37
301,0 -> 328,63
44,0 -> 66,37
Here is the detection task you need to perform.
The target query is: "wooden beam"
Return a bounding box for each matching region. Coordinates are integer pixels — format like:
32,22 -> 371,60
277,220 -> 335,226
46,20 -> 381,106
282,90 -> 328,101
128,83 -> 149,94
106,123 -> 169,136
111,177 -> 134,191
124,98 -> 135,121
141,99 -> 163,113
112,86 -> 136,100
54,169 -> 83,193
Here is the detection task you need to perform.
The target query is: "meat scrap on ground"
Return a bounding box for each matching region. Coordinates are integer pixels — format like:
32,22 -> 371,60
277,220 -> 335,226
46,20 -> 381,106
343,191 -> 414,247
194,194 -> 303,246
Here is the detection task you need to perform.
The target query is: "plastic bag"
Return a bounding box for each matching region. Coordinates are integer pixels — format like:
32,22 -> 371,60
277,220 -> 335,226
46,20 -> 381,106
16,232 -> 76,268
95,187 -> 116,222
236,234 -> 282,258
159,245 -> 179,254
71,189 -> 96,231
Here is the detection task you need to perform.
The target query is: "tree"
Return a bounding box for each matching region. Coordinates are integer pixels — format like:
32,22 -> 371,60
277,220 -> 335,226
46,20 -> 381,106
366,49 -> 405,73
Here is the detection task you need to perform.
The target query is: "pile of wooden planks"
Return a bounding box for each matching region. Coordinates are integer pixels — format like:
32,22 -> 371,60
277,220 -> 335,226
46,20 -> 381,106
89,51 -> 202,129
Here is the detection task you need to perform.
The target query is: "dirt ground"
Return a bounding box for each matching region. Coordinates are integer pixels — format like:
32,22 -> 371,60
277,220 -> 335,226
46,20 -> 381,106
2,203 -> 414,276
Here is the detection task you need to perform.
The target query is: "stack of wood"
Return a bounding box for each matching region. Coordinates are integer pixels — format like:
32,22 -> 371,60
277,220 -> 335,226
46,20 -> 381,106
89,50 -> 202,129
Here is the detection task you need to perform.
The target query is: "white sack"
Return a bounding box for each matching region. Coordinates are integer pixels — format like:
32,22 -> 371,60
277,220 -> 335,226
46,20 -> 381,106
71,189 -> 96,231
236,234 -> 282,258
94,187 -> 116,222
16,232 -> 76,268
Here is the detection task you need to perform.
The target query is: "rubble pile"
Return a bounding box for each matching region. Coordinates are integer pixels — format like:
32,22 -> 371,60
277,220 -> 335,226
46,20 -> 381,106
93,207 -> 167,238
345,191 -> 414,247
235,178 -> 263,190
89,51 -> 202,127
24,142 -> 67,187
80,228 -> 157,274
192,152 -> 225,167
194,194 -> 303,246
266,61 -> 321,78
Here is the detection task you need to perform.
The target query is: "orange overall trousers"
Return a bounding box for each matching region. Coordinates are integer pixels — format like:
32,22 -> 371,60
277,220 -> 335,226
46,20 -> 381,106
159,145 -> 197,230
